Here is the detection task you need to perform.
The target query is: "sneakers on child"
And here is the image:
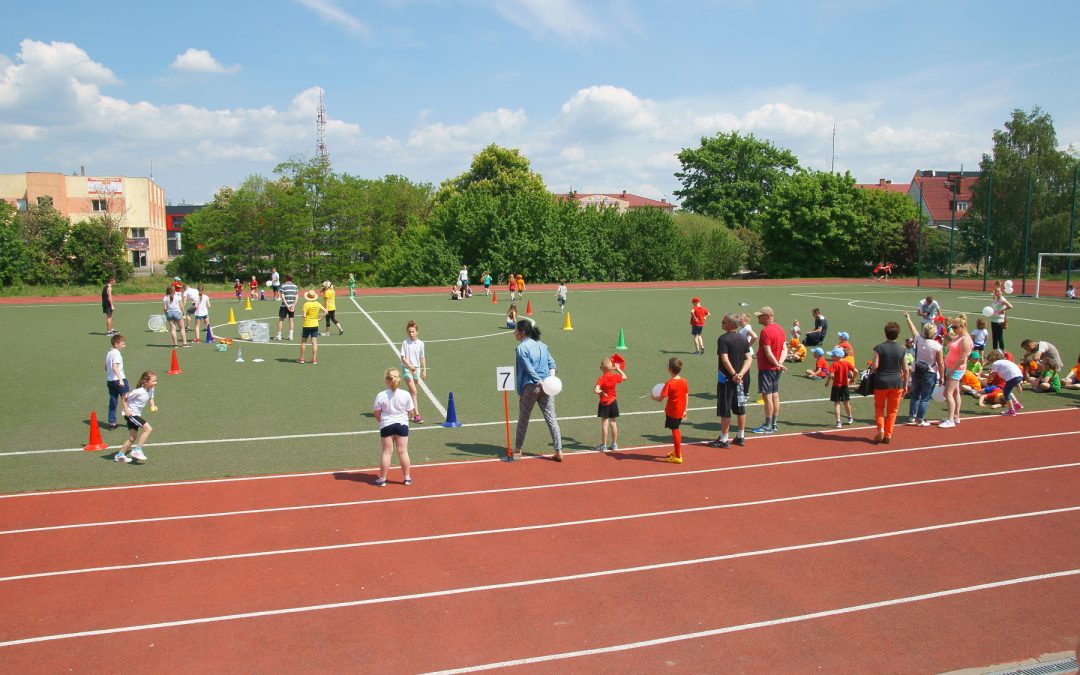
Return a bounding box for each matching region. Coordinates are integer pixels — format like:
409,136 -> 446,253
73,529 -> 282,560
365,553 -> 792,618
1014,402 -> 1024,411
917,420 -> 931,427
1002,408 -> 1017,416
298,359 -> 305,364
403,477 -> 413,486
113,452 -> 132,463
413,415 -> 423,424
733,436 -> 745,446
938,419 -> 956,429
593,444 -> 607,452
835,421 -> 843,429
906,417 -> 918,426
374,477 -> 387,487
130,448 -> 147,461
338,328 -> 344,335
319,332 -> 330,337
665,454 -> 683,464
751,424 -> 771,434
708,438 -> 731,448
847,417 -> 855,425
608,443 -> 618,452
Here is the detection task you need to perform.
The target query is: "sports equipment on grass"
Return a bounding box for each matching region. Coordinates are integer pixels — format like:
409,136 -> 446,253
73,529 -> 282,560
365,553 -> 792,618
442,392 -> 461,428
244,297 -> 253,311
167,348 -> 182,375
147,315 -> 167,332
541,375 -> 562,396
228,308 -> 236,324
616,328 -> 628,350
83,412 -> 109,452
1033,253 -> 1080,298
563,312 -> 573,331
526,300 -> 532,316
205,324 -> 215,343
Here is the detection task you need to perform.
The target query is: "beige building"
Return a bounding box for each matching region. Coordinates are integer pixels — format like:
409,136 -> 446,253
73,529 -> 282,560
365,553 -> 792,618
0,171 -> 168,274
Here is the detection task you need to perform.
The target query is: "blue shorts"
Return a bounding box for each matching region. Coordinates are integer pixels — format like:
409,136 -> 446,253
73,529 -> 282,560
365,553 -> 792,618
947,368 -> 964,382
380,423 -> 410,438
165,309 -> 183,322
691,325 -> 703,336
302,326 -> 319,339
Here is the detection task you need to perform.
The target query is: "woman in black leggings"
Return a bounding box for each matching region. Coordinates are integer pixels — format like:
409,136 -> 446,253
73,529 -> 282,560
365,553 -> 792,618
989,289 -> 1012,351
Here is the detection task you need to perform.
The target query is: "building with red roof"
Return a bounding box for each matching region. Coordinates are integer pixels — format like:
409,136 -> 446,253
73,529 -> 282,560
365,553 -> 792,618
906,170 -> 979,230
556,190 -> 675,214
854,178 -> 909,194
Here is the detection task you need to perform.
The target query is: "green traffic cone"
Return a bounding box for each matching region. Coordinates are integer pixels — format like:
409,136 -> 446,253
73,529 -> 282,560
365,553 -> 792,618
616,328 -> 628,350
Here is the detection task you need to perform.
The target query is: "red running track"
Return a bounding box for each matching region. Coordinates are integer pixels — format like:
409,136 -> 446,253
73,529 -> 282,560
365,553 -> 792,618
1,409 -> 1078,672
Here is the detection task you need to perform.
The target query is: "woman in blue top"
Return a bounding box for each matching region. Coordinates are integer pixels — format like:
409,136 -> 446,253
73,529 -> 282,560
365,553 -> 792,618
513,319 -> 563,462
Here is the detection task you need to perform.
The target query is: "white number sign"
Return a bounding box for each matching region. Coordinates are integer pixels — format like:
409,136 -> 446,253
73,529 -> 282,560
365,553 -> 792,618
496,366 -> 514,391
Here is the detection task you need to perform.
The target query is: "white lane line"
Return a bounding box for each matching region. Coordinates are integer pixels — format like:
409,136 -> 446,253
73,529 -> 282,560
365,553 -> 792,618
2,480 -> 1076,583
3,437 -> 1078,537
422,569 -> 1080,674
2,520 -> 1077,649
790,292 -> 1080,326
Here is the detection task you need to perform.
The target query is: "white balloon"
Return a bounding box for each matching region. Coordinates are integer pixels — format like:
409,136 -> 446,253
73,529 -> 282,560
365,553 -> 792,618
932,385 -> 946,403
982,306 -> 994,317
1004,280 -> 1014,293
651,383 -> 665,398
541,375 -> 562,396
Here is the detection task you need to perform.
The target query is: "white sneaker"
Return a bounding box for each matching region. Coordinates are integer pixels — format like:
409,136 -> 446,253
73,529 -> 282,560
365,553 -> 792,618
835,421 -> 843,428
917,420 -> 931,427
130,448 -> 147,461
114,452 -> 132,463
938,419 -> 956,429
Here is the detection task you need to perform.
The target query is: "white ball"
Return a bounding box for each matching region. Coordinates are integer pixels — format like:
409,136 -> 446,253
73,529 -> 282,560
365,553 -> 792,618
982,306 -> 994,317
652,383 -> 665,398
541,375 -> 562,396
932,385 -> 946,403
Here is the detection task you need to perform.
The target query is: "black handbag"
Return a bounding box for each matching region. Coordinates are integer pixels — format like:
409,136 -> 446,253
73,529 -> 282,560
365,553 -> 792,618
857,368 -> 874,396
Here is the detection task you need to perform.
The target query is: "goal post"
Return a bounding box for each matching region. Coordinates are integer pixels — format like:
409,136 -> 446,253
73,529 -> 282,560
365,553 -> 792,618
1034,252 -> 1080,298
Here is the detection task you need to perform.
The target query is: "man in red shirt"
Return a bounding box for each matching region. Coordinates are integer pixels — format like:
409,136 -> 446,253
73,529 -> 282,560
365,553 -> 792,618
689,297 -> 711,355
752,306 -> 787,434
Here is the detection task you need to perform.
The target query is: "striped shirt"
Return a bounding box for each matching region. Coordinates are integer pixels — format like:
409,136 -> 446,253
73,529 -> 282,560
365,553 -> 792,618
280,282 -> 298,308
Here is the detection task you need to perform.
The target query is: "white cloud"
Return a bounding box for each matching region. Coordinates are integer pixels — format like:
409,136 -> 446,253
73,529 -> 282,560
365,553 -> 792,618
170,48 -> 240,74
558,85 -> 659,138
406,108 -> 528,153
490,0 -> 606,43
560,146 -> 585,162
295,0 -> 370,36
0,39 -> 118,114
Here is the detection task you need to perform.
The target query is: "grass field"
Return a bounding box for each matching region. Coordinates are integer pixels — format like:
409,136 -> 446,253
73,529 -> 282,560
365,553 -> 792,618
2,281 -> 1078,494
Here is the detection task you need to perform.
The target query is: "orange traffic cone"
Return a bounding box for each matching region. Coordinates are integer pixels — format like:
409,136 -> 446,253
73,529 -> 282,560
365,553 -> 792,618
167,348 -> 182,375
491,291 -> 497,303
526,300 -> 532,316
84,411 -> 109,452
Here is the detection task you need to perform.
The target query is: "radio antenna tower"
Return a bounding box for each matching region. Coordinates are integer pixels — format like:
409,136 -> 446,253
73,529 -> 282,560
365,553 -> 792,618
829,123 -> 837,173
316,90 -> 329,170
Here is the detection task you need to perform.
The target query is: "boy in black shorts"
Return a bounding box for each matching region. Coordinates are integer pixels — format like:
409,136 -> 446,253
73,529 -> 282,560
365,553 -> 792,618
593,357 -> 626,451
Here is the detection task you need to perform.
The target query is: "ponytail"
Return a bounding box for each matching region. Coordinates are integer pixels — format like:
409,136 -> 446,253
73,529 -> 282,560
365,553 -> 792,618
384,367 -> 401,391
515,319 -> 540,340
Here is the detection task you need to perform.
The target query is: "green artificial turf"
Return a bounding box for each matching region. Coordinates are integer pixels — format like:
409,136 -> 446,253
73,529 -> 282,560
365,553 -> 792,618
2,283 -> 1077,493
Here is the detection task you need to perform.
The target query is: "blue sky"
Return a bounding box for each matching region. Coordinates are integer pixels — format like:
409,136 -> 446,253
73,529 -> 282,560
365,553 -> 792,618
2,0 -> 1078,206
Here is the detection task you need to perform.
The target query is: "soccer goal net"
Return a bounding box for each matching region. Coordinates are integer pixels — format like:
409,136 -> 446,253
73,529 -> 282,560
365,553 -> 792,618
1034,252 -> 1080,298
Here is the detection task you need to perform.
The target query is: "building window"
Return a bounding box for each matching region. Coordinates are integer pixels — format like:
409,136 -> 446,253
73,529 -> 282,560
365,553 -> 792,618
92,199 -> 108,212
16,198 -> 28,211
955,201 -> 968,212
129,227 -> 146,238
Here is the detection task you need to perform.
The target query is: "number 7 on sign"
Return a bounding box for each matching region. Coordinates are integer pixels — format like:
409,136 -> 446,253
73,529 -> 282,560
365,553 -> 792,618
496,367 -> 515,460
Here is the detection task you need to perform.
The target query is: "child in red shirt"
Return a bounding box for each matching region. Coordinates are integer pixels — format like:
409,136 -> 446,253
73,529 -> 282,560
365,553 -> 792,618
824,347 -> 857,427
652,357 -> 689,464
593,357 -> 626,452
689,297 -> 711,355
233,278 -> 242,300
249,275 -> 258,301
805,347 -> 828,379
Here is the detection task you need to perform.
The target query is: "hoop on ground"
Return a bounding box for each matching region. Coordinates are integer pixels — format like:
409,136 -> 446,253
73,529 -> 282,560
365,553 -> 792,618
147,315 -> 167,332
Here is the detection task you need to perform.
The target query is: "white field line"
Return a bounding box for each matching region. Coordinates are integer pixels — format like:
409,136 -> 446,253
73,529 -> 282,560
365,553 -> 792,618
3,436 -> 1078,536
422,569 -> 1080,674
2,475 -> 1077,583
2,407 -> 1076,494
1,521 -> 1076,649
350,295 -> 446,417
790,292 -> 1080,327
2,394 -> 849,458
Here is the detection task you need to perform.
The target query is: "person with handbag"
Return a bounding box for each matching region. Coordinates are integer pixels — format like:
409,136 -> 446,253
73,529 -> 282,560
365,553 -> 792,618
902,311 -> 944,426
871,321 -> 910,444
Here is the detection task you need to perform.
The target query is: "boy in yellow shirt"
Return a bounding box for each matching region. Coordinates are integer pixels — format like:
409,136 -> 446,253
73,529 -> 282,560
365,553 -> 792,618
299,289 -> 327,365
320,281 -> 344,336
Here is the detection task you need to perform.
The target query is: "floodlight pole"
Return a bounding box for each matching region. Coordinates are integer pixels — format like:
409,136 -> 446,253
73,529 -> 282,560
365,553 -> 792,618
947,175 -> 958,289
982,174 -> 992,291
916,180 -> 924,287
1068,166 -> 1078,289
1022,172 -> 1033,295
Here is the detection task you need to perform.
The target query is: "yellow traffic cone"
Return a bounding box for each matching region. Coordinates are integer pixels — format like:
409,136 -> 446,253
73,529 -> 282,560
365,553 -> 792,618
228,307 -> 236,324
244,297 -> 253,311
563,312 -> 574,331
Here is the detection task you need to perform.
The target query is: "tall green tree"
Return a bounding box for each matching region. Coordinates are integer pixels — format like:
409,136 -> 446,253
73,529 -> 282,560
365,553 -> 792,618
673,212 -> 747,279
674,131 -> 800,228
435,144 -> 547,204
0,201 -> 28,286
965,107 -> 1079,276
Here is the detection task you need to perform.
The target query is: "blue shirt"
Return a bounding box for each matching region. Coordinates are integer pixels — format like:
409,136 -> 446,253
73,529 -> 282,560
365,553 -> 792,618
515,338 -> 556,394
